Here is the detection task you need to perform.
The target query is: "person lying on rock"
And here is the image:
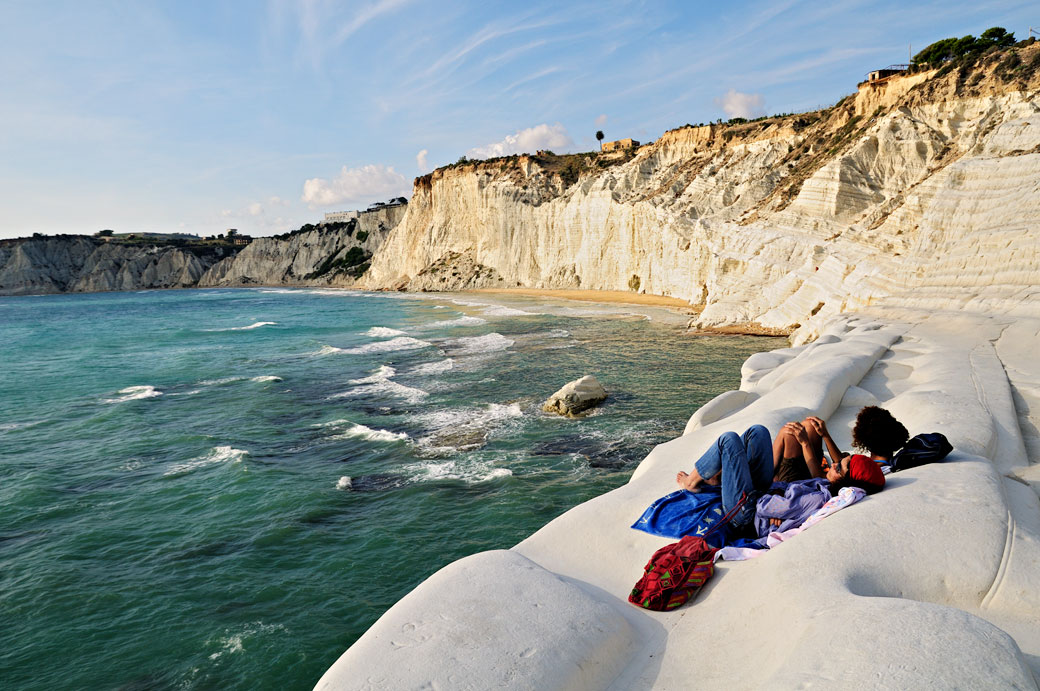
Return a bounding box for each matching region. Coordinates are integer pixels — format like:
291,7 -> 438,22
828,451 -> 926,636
772,415 -> 837,482
675,406 -> 907,531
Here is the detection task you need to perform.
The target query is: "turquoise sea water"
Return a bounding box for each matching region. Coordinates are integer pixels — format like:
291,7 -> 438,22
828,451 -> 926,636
0,288 -> 779,690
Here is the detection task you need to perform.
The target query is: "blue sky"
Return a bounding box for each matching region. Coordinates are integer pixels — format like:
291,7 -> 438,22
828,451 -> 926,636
1,0 -> 1035,238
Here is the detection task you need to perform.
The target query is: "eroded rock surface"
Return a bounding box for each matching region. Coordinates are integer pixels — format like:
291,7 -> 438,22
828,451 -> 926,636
0,236 -> 225,295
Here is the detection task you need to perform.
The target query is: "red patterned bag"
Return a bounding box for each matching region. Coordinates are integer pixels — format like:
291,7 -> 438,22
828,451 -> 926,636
628,535 -> 718,611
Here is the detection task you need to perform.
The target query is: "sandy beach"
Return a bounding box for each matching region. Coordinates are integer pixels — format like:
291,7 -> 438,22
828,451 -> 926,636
471,288 -> 697,309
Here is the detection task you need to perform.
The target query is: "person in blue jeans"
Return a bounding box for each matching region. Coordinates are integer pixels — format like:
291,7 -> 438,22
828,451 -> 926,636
676,408 -> 907,529
675,425 -> 774,529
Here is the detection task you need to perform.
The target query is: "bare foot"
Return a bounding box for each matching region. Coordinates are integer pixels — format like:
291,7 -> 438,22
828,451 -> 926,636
676,469 -> 703,491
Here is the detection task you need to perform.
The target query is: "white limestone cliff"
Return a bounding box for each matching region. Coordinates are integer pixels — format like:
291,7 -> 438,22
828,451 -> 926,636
361,49 -> 1040,344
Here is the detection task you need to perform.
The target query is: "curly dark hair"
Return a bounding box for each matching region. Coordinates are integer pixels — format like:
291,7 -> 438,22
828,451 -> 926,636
852,406 -> 909,458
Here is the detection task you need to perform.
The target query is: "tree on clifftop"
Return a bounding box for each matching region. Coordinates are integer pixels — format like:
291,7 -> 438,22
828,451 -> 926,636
596,130 -> 604,149
912,27 -> 1015,65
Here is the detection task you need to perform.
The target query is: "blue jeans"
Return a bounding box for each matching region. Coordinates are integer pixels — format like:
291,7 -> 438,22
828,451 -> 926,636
694,425 -> 774,527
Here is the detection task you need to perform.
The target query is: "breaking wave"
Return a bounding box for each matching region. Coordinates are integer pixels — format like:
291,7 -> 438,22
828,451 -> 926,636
208,321 -> 277,332
330,365 -> 427,403
414,402 -> 524,452
445,333 -> 514,355
103,385 -> 162,404
165,446 -> 248,476
327,421 -> 408,443
410,359 -> 454,376
311,345 -> 344,356
365,326 -> 407,338
199,375 -> 283,386
403,459 -> 513,484
348,365 -> 396,385
482,305 -> 536,317
342,336 -> 433,355
426,316 -> 487,329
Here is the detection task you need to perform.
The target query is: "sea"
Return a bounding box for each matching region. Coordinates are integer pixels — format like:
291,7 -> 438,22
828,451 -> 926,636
0,288 -> 780,690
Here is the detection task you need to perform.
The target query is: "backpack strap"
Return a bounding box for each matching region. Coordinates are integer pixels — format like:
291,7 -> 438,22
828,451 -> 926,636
701,490 -> 750,538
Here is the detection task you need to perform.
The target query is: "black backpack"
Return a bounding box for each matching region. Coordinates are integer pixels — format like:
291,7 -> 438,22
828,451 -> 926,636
892,433 -> 953,471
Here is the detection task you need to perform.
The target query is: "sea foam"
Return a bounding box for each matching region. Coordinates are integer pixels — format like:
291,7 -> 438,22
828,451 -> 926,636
410,359 -> 454,376
165,446 -> 248,476
426,315 -> 488,328
349,365 -> 396,384
103,385 -> 163,404
311,345 -> 345,356
199,375 -> 283,386
329,422 -> 408,443
343,336 -> 433,355
365,326 -> 407,338
404,459 -> 513,484
482,305 -> 537,317
208,321 -> 277,332
414,402 -> 523,452
445,333 -> 514,355
330,365 -> 428,403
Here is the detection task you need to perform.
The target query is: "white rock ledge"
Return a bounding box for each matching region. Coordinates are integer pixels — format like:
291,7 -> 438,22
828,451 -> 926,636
316,311 -> 1040,690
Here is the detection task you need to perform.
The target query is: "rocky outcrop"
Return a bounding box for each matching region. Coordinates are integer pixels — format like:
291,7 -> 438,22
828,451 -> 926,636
0,205 -> 407,296
361,46 -> 1040,343
199,204 -> 405,288
0,236 -> 226,296
542,375 -> 608,416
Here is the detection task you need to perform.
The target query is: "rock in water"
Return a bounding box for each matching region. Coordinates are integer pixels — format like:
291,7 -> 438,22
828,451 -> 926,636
543,375 -> 607,417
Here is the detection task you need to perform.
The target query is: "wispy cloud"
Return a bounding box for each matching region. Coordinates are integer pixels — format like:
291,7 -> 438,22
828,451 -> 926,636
416,149 -> 429,172
334,0 -> 415,43
407,13 -> 565,87
502,66 -> 563,94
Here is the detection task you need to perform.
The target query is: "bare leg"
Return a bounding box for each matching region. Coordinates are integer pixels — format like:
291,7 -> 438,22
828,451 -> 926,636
801,416 -> 825,467
774,426 -> 802,465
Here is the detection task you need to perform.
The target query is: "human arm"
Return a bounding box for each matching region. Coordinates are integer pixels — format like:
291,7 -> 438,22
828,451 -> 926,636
806,416 -> 844,470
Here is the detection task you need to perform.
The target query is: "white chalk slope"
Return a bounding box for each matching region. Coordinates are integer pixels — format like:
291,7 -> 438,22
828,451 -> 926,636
316,312 -> 1040,689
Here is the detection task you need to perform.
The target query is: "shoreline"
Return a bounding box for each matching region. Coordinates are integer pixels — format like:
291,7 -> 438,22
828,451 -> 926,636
469,288 -> 696,309
316,311 -> 1040,689
3,285 -> 794,338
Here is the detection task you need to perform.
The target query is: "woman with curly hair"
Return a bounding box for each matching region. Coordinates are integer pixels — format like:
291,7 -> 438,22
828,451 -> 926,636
675,406 -> 908,530
771,406 -> 908,489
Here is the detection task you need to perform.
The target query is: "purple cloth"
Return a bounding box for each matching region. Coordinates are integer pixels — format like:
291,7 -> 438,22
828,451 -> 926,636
754,478 -> 831,537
